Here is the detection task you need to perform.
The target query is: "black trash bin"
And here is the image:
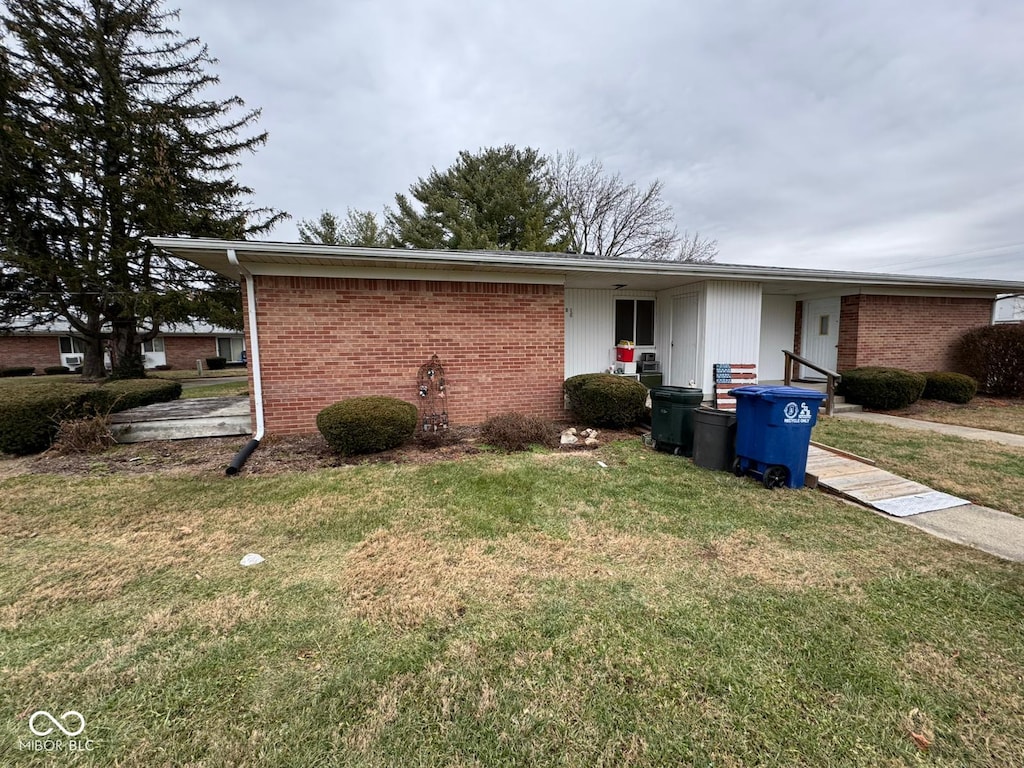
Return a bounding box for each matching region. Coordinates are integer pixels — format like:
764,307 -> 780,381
692,407 -> 737,471
649,386 -> 704,456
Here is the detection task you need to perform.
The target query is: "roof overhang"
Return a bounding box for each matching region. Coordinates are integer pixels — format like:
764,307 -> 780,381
148,237 -> 1024,297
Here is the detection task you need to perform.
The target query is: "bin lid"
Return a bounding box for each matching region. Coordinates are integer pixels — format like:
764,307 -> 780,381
757,386 -> 828,401
732,385 -> 827,401
650,386 -> 704,404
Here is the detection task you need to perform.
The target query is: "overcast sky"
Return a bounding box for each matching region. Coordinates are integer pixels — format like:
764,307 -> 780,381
179,0 -> 1024,280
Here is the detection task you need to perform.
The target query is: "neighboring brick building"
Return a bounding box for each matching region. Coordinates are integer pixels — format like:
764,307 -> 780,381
0,321 -> 245,373
150,237 -> 1024,438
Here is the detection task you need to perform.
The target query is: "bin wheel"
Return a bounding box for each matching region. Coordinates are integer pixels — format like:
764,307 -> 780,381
732,457 -> 745,477
763,466 -> 788,489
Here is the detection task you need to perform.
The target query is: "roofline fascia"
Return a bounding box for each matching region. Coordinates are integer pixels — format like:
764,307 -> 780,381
146,236 -> 1024,293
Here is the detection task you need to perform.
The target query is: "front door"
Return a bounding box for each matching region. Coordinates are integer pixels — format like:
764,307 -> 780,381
671,293 -> 700,386
801,298 -> 840,378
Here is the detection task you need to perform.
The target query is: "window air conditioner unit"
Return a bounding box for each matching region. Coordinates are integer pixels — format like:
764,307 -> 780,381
66,356 -> 82,366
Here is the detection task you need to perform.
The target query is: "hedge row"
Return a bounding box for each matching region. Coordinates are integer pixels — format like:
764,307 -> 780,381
954,324 -> 1024,397
839,367 -> 977,410
0,378 -> 182,455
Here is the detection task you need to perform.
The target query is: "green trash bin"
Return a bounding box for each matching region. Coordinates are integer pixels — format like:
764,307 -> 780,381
649,386 -> 704,456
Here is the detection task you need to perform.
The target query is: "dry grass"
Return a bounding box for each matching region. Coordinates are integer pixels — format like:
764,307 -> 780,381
889,395 -> 1024,436
3,440 -> 1023,766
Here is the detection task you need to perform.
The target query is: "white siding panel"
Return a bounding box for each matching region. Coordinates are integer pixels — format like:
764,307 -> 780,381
564,288 -> 658,377
759,294 -> 796,380
701,281 -> 762,395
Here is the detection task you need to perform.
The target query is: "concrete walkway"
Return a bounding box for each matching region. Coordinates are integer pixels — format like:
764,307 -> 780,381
834,410 -> 1024,448
822,412 -> 1024,563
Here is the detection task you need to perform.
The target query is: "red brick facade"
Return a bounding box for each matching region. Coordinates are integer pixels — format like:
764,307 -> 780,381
0,335 -> 58,370
836,294 -> 992,372
164,336 -> 221,370
244,275 -> 566,435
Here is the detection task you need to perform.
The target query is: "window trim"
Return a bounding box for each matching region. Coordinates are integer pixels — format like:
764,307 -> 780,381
614,298 -> 655,347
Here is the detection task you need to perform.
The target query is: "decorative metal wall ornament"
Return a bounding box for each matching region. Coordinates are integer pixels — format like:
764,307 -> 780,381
417,354 -> 449,432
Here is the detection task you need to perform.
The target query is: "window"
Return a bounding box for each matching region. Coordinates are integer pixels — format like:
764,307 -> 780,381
217,337 -> 245,361
59,336 -> 86,354
818,315 -> 830,336
614,299 -> 655,346
142,337 -> 165,353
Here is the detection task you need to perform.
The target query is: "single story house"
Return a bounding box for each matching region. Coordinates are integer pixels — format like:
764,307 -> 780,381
150,237 -> 1024,437
0,319 -> 245,372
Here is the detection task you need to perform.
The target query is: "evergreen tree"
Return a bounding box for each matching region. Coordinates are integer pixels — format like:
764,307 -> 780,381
0,0 -> 284,378
388,145 -> 567,252
298,208 -> 389,247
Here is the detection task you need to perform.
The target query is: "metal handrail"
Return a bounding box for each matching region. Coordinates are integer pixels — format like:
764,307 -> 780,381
783,350 -> 842,416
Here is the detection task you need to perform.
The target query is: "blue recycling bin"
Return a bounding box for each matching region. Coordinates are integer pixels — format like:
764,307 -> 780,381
732,386 -> 827,489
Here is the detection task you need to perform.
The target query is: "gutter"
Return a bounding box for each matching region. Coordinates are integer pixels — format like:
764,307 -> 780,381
226,247 -> 265,476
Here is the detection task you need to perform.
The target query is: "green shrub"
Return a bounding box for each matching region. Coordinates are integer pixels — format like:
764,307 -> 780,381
0,377 -> 182,455
563,373 -> 648,427
0,381 -> 92,455
923,372 -> 977,404
480,412 -> 558,452
953,324 -> 1024,396
316,396 -> 417,456
206,356 -> 227,371
88,378 -> 182,412
44,365 -> 72,375
838,367 -> 927,410
1,366 -> 34,377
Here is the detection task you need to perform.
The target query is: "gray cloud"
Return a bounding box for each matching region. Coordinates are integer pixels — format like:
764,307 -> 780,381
179,0 -> 1024,279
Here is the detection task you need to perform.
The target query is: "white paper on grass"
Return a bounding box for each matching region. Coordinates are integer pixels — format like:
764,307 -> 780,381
239,553 -> 265,567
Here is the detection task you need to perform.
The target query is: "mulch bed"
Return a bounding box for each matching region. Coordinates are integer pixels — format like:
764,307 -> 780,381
5,424 -> 645,478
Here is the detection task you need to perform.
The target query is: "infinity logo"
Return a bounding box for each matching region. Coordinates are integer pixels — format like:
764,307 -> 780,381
28,710 -> 86,737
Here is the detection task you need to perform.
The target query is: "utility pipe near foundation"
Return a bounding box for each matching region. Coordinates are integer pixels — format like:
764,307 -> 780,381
226,248 -> 265,476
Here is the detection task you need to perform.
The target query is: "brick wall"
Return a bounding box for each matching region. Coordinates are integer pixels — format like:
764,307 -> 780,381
164,336 -> 220,370
0,335 -> 59,370
837,294 -> 992,372
244,275 -> 566,435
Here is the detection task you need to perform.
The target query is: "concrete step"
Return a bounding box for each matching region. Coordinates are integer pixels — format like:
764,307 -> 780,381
108,396 -> 252,443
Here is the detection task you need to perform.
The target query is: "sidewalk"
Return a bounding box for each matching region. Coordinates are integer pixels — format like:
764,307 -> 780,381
825,411 -> 1024,563
834,410 -> 1024,448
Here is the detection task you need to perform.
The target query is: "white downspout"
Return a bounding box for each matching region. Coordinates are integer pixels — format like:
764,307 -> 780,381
227,248 -> 265,441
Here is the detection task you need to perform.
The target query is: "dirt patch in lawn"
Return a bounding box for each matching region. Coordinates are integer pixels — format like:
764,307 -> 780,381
1,425 -> 644,479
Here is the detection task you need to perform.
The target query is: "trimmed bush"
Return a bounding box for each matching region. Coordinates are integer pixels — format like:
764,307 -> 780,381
480,412 -> 558,452
1,366 -> 34,377
44,365 -> 72,375
317,396 -> 417,456
0,381 -> 92,455
89,378 -> 183,412
0,377 -> 182,455
205,356 -> 227,371
923,372 -> 977,404
838,367 -> 926,410
953,324 -> 1024,396
563,373 -> 648,428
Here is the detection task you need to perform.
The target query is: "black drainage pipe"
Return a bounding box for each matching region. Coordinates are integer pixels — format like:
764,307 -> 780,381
226,438 -> 260,476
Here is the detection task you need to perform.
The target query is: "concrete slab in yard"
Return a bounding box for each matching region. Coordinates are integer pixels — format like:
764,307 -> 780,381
108,396 -> 251,443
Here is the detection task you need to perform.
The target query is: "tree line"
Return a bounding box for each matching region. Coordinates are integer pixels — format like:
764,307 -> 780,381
298,145 -> 717,263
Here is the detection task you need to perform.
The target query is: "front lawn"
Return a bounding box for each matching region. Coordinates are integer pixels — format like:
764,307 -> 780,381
888,396 -> 1024,436
2,439 -> 1022,766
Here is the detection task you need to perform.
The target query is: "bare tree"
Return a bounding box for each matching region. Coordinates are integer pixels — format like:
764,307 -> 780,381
675,230 -> 719,263
549,151 -> 679,260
